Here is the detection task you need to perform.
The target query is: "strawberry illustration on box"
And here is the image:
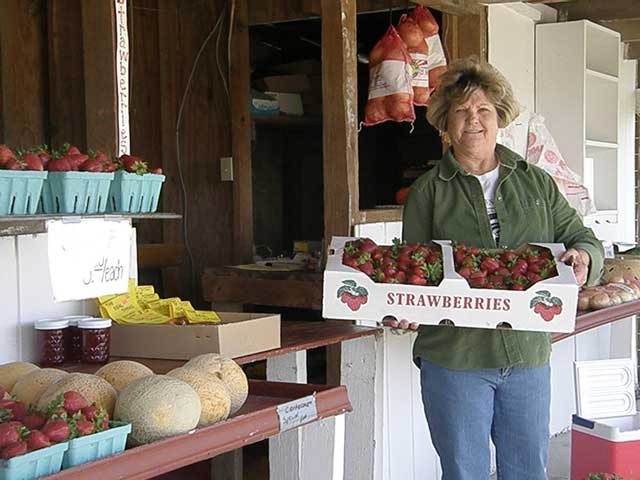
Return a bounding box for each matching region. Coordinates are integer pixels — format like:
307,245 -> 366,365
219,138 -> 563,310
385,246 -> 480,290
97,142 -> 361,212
337,280 -> 369,311
530,290 -> 564,322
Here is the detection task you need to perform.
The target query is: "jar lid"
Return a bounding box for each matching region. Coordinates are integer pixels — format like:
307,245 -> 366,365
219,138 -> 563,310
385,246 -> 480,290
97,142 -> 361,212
78,318 -> 112,329
62,315 -> 93,326
35,319 -> 70,330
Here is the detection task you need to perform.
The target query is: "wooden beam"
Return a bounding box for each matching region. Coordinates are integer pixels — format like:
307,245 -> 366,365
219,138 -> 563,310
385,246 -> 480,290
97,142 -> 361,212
322,0 -> 359,240
47,0 -> 87,150
600,19 -> 640,42
230,0 -> 254,264
442,8 -> 488,61
413,0 -> 482,15
137,243 -> 185,269
564,0 -> 640,22
81,0 -> 117,153
0,0 -> 47,146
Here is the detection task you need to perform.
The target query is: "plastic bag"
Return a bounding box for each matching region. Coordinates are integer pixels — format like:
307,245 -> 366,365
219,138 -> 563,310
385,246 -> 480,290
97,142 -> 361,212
498,110 -> 596,217
363,26 -> 415,127
411,5 -> 439,37
397,14 -> 430,106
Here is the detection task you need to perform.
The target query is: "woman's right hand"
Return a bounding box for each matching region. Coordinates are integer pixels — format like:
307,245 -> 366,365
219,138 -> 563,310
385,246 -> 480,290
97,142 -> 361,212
382,317 -> 420,333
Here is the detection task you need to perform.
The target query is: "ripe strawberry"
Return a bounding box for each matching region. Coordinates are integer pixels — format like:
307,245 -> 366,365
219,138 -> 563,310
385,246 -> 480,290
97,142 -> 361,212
42,419 -> 70,443
1,441 -> 27,459
67,154 -> 88,170
3,158 -> 23,170
33,146 -> 50,168
393,271 -> 406,284
21,152 -> 43,171
74,418 -> 95,437
500,251 -> 517,265
79,158 -> 103,172
480,257 -> 500,274
22,411 -> 46,430
4,401 -> 26,421
527,272 -> 542,285
89,150 -> 109,163
358,261 -> 374,277
510,259 -> 528,276
47,157 -> 73,172
0,144 -> 16,166
342,255 -> 359,269
26,430 -> 51,451
64,144 -> 82,155
102,161 -> 117,172
0,422 -> 24,448
408,275 -> 427,286
458,267 -> 472,279
119,154 -> 148,174
61,391 -> 89,414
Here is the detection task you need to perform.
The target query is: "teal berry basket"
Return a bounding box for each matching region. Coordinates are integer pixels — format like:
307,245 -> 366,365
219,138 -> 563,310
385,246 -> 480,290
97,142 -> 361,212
0,442 -> 68,480
40,171 -> 114,214
0,170 -> 47,215
62,422 -> 131,469
107,171 -> 165,213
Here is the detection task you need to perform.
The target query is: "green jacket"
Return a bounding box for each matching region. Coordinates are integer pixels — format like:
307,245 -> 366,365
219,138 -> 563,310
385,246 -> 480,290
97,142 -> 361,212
402,144 -> 603,370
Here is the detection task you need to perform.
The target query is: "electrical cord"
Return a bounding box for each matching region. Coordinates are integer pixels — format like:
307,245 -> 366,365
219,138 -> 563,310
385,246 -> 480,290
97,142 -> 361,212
175,2 -> 228,298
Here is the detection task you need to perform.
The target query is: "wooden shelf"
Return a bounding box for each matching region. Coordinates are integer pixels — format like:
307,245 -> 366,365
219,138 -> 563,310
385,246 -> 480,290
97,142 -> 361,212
251,115 -> 322,127
357,207 -> 403,225
552,299 -> 640,343
0,212 -> 181,237
45,381 -> 351,480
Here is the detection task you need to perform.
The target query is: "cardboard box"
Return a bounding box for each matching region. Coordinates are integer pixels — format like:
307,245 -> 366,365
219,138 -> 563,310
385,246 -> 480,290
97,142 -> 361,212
322,237 -> 579,333
110,312 -> 281,360
265,92 -> 304,116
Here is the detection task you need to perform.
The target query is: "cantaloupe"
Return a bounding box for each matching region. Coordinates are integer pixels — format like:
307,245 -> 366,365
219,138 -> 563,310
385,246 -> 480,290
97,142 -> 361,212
38,373 -> 117,416
184,354 -> 248,415
95,360 -> 154,393
11,368 -> 68,406
167,367 -> 231,426
0,362 -> 40,392
114,375 -> 201,445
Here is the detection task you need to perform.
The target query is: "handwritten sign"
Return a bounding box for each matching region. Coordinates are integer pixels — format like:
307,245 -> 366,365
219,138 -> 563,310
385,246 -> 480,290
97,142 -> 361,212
115,0 -> 130,155
276,395 -> 318,433
47,219 -> 132,302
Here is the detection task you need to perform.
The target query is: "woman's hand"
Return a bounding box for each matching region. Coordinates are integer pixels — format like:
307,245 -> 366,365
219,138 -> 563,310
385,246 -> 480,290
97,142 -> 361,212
381,317 -> 420,335
560,248 -> 590,286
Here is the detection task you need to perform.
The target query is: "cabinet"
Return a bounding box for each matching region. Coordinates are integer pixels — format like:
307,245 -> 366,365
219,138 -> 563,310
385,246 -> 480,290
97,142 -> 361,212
536,20 -> 633,243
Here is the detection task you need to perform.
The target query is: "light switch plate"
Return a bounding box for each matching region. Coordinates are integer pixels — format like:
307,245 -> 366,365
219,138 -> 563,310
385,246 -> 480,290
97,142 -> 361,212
221,156 -> 233,182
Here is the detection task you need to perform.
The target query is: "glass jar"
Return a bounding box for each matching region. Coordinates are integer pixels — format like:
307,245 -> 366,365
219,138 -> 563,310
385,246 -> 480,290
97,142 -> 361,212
35,319 -> 69,366
63,315 -> 92,363
79,318 -> 112,364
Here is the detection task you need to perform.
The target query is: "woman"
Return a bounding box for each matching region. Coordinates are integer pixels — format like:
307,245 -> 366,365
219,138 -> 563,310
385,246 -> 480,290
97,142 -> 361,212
386,56 -> 603,479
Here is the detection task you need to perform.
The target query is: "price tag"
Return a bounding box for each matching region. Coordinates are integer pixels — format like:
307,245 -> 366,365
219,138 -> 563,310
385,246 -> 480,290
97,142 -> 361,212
276,394 -> 318,433
47,219 -> 132,302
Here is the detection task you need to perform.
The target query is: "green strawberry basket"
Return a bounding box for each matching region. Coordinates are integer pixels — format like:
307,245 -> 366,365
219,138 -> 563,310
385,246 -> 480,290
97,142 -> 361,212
0,170 -> 48,215
107,171 -> 165,213
0,442 -> 68,480
61,421 -> 131,469
40,172 -> 114,214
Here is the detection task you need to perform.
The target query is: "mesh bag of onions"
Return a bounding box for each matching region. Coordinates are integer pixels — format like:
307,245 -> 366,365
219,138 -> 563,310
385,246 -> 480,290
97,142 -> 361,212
363,26 -> 415,127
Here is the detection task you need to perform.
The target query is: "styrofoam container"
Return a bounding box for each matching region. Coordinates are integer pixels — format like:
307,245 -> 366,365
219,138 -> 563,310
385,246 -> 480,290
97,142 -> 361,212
323,236 -> 579,333
571,359 -> 640,479
62,421 -> 131,469
0,170 -> 47,215
108,171 -> 165,213
0,442 -> 68,480
41,171 -> 114,214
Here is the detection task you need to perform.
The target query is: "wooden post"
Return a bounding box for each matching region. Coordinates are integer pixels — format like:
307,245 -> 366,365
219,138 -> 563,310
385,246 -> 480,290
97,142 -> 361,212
321,0 -> 359,241
0,0 -> 47,146
230,0 -> 254,264
81,0 -> 118,153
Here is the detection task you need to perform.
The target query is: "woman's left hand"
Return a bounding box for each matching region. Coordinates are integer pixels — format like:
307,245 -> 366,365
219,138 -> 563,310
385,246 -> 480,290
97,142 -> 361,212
559,248 -> 590,286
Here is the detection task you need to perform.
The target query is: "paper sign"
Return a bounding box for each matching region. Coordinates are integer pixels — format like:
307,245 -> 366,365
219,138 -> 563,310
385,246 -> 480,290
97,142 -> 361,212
115,0 -> 130,155
276,395 -> 318,433
47,219 -> 132,302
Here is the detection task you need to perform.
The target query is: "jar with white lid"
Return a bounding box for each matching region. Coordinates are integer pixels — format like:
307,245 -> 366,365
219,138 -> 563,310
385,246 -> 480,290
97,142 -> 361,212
63,315 -> 93,362
35,319 -> 69,366
79,318 -> 112,364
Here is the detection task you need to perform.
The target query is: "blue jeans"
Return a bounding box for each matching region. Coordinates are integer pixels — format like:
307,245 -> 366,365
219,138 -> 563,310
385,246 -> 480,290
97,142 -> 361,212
419,358 -> 550,480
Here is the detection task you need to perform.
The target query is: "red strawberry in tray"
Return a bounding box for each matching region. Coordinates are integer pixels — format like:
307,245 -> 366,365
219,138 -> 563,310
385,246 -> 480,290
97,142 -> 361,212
119,154 -> 148,174
62,391 -> 89,414
79,157 -> 103,172
3,158 -> 23,170
21,152 -> 43,171
22,410 -> 46,430
74,418 -> 95,437
26,430 -> 51,451
42,419 -> 70,443
149,167 -> 163,175
0,144 -> 16,167
0,422 -> 25,448
47,157 -> 73,172
1,441 -> 28,459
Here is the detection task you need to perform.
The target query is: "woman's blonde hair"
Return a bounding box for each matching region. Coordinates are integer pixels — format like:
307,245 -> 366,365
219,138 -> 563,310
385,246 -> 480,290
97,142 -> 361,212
426,56 -> 520,131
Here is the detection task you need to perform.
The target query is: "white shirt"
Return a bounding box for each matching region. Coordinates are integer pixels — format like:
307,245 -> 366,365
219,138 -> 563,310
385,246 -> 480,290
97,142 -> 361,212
473,166 -> 501,243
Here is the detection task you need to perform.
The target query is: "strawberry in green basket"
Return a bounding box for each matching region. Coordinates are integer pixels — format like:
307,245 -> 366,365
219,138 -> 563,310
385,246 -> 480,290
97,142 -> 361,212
0,144 -> 16,167
119,154 -> 148,175
20,152 -> 43,171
